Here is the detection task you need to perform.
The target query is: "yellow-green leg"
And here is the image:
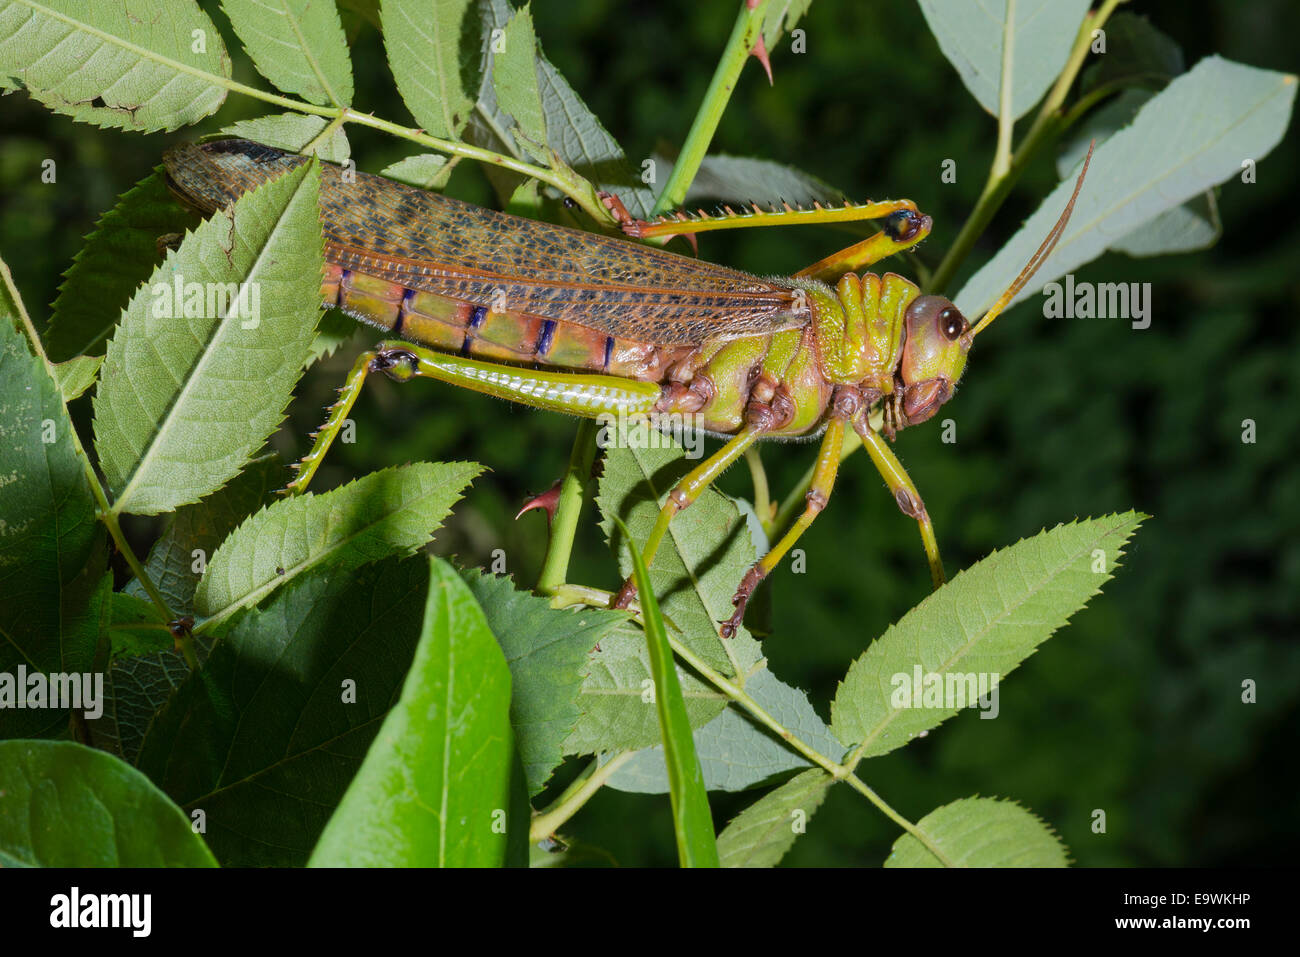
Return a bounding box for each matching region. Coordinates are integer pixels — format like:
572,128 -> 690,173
720,415 -> 847,638
611,427 -> 766,609
795,208 -> 933,282
853,417 -> 946,589
285,340 -> 662,495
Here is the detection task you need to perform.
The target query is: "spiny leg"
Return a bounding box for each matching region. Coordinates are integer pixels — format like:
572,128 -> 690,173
852,417 -> 946,589
601,192 -> 925,239
286,340 -> 662,495
721,413 -> 848,638
284,348 -> 381,495
611,426 -> 767,610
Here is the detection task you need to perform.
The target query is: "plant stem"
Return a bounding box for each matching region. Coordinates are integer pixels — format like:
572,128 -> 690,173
841,773 -> 956,866
536,419 -> 598,594
925,0 -> 1124,296
7,10 -> 612,222
990,0 -> 1017,180
652,0 -> 772,215
530,751 -> 635,842
1,261 -> 176,627
540,585 -> 952,861
743,447 -> 773,536
301,112 -> 347,155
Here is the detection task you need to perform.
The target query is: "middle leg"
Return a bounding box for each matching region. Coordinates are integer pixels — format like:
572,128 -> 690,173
610,425 -> 767,610
720,409 -> 850,638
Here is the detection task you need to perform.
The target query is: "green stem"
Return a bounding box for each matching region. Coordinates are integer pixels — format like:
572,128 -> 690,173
743,446 -> 773,537
339,108 -> 610,223
301,112 -> 347,155
1,261 -> 175,627
541,585 -> 952,862
529,751 -> 635,841
841,774 -> 957,866
990,0 -> 1017,180
12,3 -> 612,222
925,0 -> 1124,296
536,419 -> 599,594
652,0 -> 772,215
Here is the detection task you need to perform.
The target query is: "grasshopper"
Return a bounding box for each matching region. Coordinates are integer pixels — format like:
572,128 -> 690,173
164,139 -> 1091,637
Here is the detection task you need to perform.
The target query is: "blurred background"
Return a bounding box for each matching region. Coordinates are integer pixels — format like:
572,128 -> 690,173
1,0 -> 1295,866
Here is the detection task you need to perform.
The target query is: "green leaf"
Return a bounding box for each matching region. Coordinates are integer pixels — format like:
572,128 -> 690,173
304,307 -> 360,366
381,153 -> 453,190
381,0 -> 475,140
474,0 -> 654,216
1080,12 -> 1184,94
596,422 -> 764,677
1058,90 -> 1222,258
219,0 -> 353,106
136,556 -> 429,866
563,621 -> 730,756
91,158 -> 324,516
46,169 -> 199,361
619,518 -> 719,868
0,740 -> 217,867
0,287 -> 109,738
671,154 -> 846,206
607,668 -> 848,793
310,559 -> 516,866
491,4 -> 547,163
1110,191 -> 1221,257
86,643 -> 200,764
956,58 -> 1297,317
124,454 -> 284,614
761,0 -> 814,50
916,0 -> 1090,120
193,462 -> 481,629
216,112 -> 352,163
461,569 -> 625,796
0,0 -> 231,133
831,513 -> 1145,758
716,768 -> 832,868
106,592 -> 170,659
885,797 -> 1068,867
49,354 -> 102,402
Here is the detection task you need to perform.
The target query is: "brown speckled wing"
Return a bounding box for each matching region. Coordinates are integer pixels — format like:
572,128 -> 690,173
163,140 -> 805,346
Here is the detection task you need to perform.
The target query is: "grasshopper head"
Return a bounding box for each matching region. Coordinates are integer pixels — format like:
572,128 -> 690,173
894,140 -> 1097,430
897,295 -> 971,426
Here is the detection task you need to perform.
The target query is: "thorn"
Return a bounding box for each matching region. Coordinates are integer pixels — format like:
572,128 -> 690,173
516,480 -> 564,524
749,33 -> 774,85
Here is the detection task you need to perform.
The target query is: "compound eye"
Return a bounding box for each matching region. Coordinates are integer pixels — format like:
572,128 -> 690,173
938,306 -> 966,341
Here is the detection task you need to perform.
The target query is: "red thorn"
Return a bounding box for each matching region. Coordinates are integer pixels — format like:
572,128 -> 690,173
750,34 -> 774,85
516,480 -> 564,524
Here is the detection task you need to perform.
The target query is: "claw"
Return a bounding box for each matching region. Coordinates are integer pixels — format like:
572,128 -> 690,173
516,480 -> 564,524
